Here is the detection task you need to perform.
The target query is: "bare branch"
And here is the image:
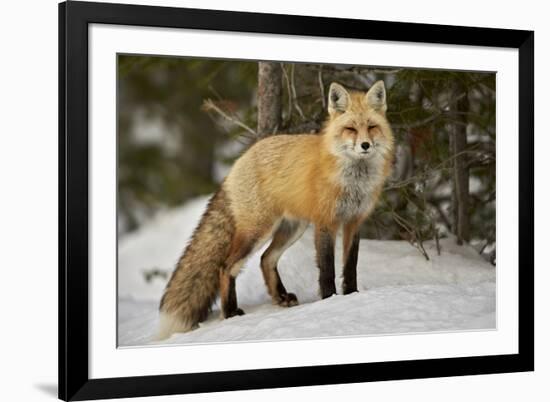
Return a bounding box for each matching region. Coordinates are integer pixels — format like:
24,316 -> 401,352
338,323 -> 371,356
435,230 -> 441,256
202,99 -> 257,137
290,64 -> 306,121
428,199 -> 452,231
391,92 -> 467,131
318,66 -> 326,109
391,112 -> 443,130
385,148 -> 478,191
391,210 -> 430,261
281,63 -> 293,126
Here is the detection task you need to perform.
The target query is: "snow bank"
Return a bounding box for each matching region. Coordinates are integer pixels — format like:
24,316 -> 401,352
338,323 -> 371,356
118,196 -> 496,346
118,196 -> 210,301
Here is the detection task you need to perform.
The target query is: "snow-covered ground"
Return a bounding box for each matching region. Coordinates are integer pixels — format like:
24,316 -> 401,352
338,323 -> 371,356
118,197 -> 496,347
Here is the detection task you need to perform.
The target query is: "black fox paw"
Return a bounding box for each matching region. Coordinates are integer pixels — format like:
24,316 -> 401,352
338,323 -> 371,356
343,287 -> 358,295
276,293 -> 299,307
225,308 -> 245,318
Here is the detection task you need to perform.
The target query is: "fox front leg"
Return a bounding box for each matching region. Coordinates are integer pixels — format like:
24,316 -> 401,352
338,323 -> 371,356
315,226 -> 337,299
342,222 -> 360,295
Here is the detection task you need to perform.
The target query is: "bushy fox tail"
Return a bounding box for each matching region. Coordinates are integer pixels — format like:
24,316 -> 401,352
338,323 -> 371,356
155,189 -> 235,341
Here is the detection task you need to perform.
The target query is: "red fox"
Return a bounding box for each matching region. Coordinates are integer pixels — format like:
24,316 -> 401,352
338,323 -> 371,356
157,81 -> 394,339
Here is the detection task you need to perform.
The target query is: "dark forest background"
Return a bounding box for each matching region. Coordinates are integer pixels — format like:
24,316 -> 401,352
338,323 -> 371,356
118,55 -> 496,264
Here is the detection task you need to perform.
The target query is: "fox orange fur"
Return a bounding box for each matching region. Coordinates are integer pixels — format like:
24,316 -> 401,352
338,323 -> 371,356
157,81 -> 394,339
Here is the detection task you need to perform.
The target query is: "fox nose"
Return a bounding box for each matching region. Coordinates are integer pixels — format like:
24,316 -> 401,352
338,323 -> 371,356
361,142 -> 371,151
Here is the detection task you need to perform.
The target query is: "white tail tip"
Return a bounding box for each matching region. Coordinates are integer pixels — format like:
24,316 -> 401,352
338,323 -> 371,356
154,311 -> 192,341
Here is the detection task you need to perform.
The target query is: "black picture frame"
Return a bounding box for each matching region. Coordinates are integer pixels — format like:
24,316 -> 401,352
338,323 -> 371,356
59,1 -> 534,400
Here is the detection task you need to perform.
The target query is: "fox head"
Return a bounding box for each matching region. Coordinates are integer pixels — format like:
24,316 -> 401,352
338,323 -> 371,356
324,81 -> 394,164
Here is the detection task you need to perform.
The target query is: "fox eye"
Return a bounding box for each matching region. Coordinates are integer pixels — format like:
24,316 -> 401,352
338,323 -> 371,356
368,124 -> 378,130
345,127 -> 357,133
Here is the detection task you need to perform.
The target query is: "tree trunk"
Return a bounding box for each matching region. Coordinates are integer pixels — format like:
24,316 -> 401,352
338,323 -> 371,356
450,82 -> 470,245
257,62 -> 282,138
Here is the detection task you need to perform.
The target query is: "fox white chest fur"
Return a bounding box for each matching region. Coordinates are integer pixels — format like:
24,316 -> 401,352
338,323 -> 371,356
335,159 -> 385,222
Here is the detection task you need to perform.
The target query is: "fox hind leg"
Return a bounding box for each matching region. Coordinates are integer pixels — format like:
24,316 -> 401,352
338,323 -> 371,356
220,234 -> 257,318
219,269 -> 244,318
261,219 -> 307,307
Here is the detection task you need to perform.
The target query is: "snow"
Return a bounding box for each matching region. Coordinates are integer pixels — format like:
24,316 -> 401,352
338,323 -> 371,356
118,197 -> 496,347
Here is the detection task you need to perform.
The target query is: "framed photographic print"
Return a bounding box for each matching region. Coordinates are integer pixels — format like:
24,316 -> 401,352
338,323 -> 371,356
59,0 -> 534,400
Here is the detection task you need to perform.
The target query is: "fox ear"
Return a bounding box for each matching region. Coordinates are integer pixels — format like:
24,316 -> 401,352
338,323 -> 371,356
328,83 -> 351,114
366,80 -> 387,113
